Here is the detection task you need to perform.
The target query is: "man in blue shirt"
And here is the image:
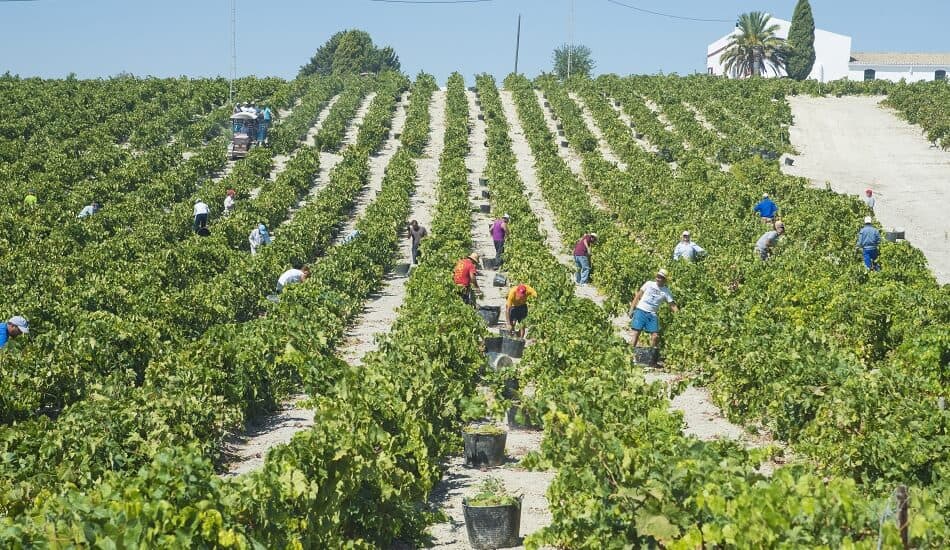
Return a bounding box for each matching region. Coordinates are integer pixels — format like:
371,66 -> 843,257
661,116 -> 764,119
857,216 -> 882,271
753,193 -> 778,221
0,316 -> 29,348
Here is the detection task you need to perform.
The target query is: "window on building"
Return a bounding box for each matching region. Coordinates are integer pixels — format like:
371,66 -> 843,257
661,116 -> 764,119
708,67 -> 714,75
864,69 -> 876,81
936,70 -> 947,81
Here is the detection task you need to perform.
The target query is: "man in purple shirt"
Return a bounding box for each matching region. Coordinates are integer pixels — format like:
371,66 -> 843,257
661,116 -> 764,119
490,214 -> 510,264
573,232 -> 598,285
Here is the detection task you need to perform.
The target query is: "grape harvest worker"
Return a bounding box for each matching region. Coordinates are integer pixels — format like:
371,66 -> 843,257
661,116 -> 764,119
672,230 -> 706,262
259,106 -> 272,142
77,202 -> 101,218
505,283 -> 537,338
223,189 -> 236,215
573,232 -> 598,285
753,193 -> 778,221
276,266 -> 310,293
0,316 -> 29,348
248,222 -> 272,255
193,199 -> 210,232
857,216 -> 882,271
407,220 -> 427,265
490,214 -> 510,264
453,253 -> 481,307
629,269 -> 678,352
863,188 -> 875,214
755,221 -> 785,260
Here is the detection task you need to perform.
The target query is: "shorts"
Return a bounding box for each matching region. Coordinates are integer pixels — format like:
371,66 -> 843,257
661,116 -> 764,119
509,304 -> 528,323
630,309 -> 659,333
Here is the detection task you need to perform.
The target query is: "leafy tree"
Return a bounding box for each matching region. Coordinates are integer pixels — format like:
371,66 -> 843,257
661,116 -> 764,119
786,0 -> 816,80
298,30 -> 401,77
552,44 -> 595,79
721,12 -> 787,78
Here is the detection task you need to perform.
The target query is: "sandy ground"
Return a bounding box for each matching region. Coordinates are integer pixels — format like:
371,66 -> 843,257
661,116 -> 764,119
568,91 -> 627,171
783,95 -> 950,285
683,102 -> 726,138
607,97 -> 660,155
339,90 -> 444,366
223,92 -> 384,477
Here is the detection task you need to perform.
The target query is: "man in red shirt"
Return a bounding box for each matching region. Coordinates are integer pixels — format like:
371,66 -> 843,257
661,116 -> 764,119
453,252 -> 481,307
573,232 -> 598,285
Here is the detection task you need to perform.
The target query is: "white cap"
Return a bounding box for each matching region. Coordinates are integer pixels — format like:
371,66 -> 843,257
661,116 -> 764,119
503,213 -> 510,219
864,216 -> 873,224
590,232 -> 598,239
8,316 -> 29,334
763,193 -> 769,198
682,230 -> 690,237
657,269 -> 668,279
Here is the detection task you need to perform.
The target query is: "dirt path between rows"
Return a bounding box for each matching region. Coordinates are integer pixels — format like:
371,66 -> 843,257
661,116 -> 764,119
339,90 -> 444,366
783,95 -> 950,285
424,91 -> 554,550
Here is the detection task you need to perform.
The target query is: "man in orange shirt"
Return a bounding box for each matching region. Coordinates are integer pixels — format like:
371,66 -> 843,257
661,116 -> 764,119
505,283 -> 537,338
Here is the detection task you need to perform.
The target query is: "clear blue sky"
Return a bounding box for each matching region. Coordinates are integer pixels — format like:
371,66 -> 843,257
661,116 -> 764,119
3,0 -> 948,83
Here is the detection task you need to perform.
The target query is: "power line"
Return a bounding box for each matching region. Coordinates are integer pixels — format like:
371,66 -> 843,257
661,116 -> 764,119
604,0 -> 733,23
368,0 -> 494,4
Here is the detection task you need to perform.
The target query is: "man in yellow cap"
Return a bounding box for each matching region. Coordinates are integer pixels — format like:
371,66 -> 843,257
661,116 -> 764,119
629,269 -> 678,352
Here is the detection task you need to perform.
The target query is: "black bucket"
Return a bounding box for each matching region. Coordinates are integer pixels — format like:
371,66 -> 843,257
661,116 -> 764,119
560,140 -> 569,148
482,257 -> 500,270
463,498 -> 522,549
633,346 -> 658,366
477,305 -> 500,326
485,337 -> 503,354
394,132 -> 402,139
493,273 -> 508,287
477,114 -> 485,121
885,229 -> 905,242
506,402 -> 541,429
501,377 -> 519,400
556,123 -> 563,130
784,157 -> 794,166
500,337 -> 525,358
463,430 -> 507,467
479,204 -> 491,214
478,177 -> 489,186
481,190 -> 491,199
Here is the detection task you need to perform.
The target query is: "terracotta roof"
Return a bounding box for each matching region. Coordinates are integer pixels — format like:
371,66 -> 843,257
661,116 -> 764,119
849,52 -> 950,66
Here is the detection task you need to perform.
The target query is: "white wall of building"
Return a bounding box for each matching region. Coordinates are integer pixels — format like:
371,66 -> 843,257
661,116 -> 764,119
706,17 -> 851,81
848,66 -> 948,82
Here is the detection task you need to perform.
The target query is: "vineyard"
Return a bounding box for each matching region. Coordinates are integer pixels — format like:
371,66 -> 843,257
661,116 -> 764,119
0,67 -> 947,548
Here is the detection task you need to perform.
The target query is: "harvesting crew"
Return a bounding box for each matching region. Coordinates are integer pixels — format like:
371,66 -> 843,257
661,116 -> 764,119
407,220 -> 428,265
573,232 -> 598,285
0,316 -> 29,348
505,283 -> 537,339
753,193 -> 778,221
490,214 -> 510,264
857,216 -> 882,271
629,269 -> 678,353
672,230 -> 706,262
453,253 -> 481,307
755,220 -> 785,260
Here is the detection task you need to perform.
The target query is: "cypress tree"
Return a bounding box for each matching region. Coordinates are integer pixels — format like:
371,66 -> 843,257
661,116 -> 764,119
786,0 -> 816,80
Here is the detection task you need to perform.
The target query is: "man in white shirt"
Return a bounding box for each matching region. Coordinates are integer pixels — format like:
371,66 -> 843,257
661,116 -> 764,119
249,223 -> 272,255
77,202 -> 100,218
863,188 -> 875,213
628,269 -> 679,351
193,199 -> 210,232
672,230 -> 706,262
223,189 -> 236,215
276,266 -> 310,293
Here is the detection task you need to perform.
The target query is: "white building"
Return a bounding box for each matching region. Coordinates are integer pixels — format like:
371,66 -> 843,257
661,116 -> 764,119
706,17 -> 851,81
848,53 -> 950,82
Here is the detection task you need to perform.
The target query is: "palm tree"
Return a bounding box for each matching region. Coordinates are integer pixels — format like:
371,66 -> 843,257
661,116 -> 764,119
721,12 -> 788,78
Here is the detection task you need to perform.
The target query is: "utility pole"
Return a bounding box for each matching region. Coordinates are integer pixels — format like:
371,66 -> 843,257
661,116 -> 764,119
514,14 -> 522,75
567,0 -> 574,79
229,0 -> 237,105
